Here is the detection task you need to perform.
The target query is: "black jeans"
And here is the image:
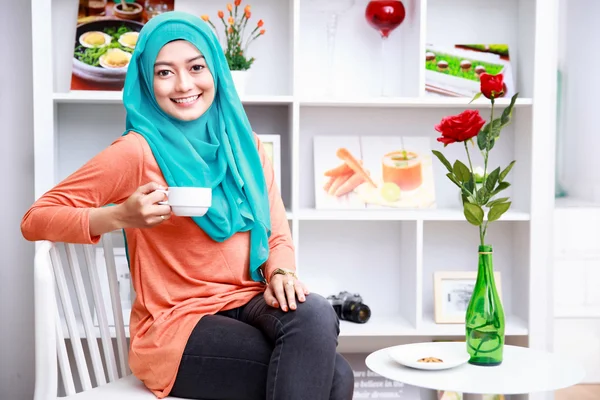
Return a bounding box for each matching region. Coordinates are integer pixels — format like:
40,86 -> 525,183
170,293 -> 355,400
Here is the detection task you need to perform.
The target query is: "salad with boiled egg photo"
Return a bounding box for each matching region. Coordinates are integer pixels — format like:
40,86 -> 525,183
75,25 -> 137,70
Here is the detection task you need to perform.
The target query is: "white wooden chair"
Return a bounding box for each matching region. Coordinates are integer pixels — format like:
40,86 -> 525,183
34,234 -> 187,399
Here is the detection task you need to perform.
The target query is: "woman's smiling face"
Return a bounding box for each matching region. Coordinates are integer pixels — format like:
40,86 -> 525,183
153,40 -> 215,121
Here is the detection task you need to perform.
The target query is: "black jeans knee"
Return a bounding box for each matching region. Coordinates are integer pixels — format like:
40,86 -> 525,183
170,293 -> 354,400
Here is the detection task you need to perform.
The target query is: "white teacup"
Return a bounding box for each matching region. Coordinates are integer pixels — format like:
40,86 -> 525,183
156,187 -> 212,217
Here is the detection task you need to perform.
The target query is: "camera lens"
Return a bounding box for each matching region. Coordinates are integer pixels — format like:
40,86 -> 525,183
342,301 -> 371,324
331,304 -> 342,319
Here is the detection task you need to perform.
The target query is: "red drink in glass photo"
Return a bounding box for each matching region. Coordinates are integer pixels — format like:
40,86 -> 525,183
365,0 -> 405,38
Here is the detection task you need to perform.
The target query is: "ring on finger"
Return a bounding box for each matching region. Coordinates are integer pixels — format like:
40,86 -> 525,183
160,215 -> 165,220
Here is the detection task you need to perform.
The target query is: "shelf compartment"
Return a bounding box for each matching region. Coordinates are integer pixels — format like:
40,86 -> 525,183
421,221 -> 531,330
298,0 -> 423,98
425,0 -> 536,98
298,107 -> 531,212
298,220 -> 420,329
51,0 -> 292,95
175,0 -> 292,96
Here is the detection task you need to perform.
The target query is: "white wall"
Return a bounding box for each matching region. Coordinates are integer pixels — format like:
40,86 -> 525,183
0,1 -> 36,399
557,0 -> 600,202
552,0 -> 600,384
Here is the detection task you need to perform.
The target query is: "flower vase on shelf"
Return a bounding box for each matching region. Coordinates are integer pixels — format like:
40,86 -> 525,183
230,70 -> 249,96
465,245 -> 505,366
201,1 -> 266,97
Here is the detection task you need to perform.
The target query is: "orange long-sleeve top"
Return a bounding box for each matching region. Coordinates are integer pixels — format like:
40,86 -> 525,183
21,131 -> 296,398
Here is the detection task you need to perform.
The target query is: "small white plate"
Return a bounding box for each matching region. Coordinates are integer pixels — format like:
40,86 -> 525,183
388,342 -> 470,371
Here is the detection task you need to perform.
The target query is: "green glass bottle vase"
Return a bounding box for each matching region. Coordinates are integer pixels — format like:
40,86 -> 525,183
465,245 -> 505,366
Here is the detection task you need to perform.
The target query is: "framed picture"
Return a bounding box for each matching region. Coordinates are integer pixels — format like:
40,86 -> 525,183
313,136 -> 436,210
258,134 -> 281,190
433,271 -> 502,324
70,1 -> 175,91
437,391 -> 463,400
93,247 -> 133,328
424,44 -> 515,99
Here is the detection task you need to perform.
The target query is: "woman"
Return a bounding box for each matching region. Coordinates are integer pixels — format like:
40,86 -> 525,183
21,11 -> 354,400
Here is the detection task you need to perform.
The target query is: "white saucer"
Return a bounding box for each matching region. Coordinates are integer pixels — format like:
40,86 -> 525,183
388,341 -> 470,371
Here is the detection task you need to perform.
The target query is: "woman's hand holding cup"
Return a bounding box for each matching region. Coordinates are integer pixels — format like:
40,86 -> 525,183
116,182 -> 172,228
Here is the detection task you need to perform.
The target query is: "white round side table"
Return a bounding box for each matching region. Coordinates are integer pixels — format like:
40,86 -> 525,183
365,342 -> 585,400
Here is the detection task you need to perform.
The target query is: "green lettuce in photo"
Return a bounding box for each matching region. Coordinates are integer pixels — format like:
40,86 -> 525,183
425,50 -> 504,82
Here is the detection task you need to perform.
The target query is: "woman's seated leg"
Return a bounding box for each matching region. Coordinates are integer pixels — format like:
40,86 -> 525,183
332,353 -> 355,400
240,293 -> 355,400
170,314 -> 273,400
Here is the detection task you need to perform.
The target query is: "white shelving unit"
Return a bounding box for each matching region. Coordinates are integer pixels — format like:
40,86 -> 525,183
32,0 -> 559,398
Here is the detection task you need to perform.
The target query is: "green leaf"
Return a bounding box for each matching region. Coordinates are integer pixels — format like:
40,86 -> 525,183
469,92 -> 483,104
477,120 -> 499,151
446,173 -> 462,189
485,167 -> 501,192
490,181 -> 510,196
491,119 -> 502,139
500,92 -> 519,126
488,201 -> 512,222
453,160 -> 471,183
499,160 -> 516,182
461,193 -> 470,206
464,176 -> 475,192
464,203 -> 484,226
462,177 -> 476,201
431,150 -> 453,173
486,197 -> 510,208
477,123 -> 490,151
476,186 -> 490,204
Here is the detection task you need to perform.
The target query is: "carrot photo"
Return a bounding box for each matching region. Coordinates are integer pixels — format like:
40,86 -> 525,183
313,136 -> 436,210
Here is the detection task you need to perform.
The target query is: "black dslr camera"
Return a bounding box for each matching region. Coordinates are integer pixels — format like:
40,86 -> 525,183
327,291 -> 371,324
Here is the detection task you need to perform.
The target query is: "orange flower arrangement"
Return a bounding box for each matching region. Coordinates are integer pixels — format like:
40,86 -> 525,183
201,0 -> 266,71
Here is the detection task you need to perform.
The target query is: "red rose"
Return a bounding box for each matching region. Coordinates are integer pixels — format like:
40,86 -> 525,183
435,110 -> 486,146
480,73 -> 504,99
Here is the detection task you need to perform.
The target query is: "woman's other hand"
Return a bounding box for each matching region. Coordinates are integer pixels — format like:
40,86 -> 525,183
264,271 -> 310,312
115,182 -> 172,229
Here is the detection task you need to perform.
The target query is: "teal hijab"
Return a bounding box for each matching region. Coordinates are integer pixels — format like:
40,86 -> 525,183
121,11 -> 271,282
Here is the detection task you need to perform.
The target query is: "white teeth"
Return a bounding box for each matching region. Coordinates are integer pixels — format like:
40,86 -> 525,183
173,95 -> 200,104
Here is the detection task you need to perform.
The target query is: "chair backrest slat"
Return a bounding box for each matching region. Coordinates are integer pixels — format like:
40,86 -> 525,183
65,244 -> 107,387
49,245 -> 93,391
54,301 -> 76,396
33,242 -> 58,400
38,234 -> 136,397
83,244 -> 119,382
101,234 -> 130,377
